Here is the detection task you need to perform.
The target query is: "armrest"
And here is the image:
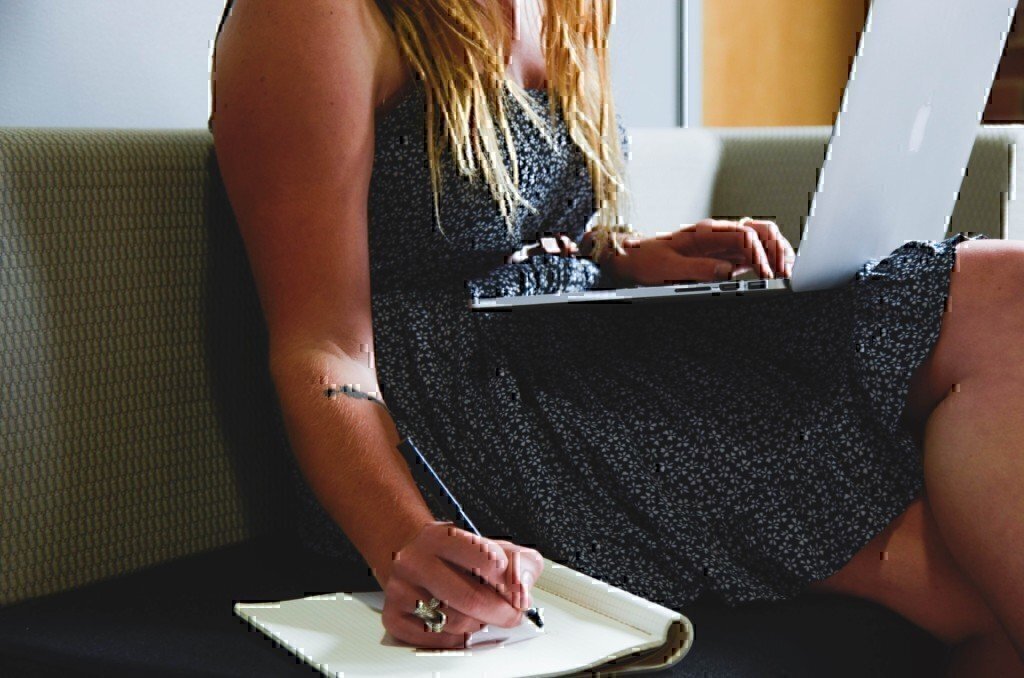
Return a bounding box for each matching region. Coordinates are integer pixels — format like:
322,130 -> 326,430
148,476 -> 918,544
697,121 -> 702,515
706,125 -> 1024,245
0,128 -> 294,607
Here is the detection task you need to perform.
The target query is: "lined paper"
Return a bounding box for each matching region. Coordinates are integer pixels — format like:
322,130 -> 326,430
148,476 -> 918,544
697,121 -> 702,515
234,558 -> 693,677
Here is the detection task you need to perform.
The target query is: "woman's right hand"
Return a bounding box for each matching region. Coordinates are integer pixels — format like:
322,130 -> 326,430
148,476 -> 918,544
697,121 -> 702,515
381,521 -> 544,648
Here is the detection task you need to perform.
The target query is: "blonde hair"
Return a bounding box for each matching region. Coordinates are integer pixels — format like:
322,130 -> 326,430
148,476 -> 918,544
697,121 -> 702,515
377,0 -> 632,250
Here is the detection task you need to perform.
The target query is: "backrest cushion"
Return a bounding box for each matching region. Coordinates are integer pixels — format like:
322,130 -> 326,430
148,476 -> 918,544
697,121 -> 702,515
0,129 -> 296,605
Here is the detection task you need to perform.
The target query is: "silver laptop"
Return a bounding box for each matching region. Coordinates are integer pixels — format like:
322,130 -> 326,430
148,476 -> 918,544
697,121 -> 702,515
471,0 -> 1017,312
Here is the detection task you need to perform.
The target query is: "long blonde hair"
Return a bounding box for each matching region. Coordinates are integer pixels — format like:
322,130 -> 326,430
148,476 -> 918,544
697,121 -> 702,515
377,0 -> 631,240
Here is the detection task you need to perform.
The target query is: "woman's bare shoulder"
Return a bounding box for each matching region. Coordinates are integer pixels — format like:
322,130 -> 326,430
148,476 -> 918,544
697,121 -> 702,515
210,0 -> 400,362
212,0 -> 409,124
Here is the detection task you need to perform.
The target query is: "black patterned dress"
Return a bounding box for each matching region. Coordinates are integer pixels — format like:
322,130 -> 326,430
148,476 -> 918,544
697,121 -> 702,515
286,80 -> 983,610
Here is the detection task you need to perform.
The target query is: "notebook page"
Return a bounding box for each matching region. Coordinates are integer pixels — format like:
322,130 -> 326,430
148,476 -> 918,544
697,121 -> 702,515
234,583 -> 665,678
533,559 -> 685,640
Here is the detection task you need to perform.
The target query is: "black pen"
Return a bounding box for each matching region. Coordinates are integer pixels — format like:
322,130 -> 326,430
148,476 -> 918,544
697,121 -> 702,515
325,385 -> 544,629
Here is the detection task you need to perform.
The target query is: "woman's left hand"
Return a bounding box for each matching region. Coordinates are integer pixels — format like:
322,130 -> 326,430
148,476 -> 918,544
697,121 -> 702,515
505,233 -> 578,264
609,218 -> 796,286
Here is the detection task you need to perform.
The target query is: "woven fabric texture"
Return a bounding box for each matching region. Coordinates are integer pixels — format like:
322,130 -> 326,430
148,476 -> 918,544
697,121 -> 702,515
1,129 -> 295,606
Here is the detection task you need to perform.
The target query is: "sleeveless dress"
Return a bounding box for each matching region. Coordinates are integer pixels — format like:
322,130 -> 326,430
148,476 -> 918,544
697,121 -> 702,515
270,78 -> 985,611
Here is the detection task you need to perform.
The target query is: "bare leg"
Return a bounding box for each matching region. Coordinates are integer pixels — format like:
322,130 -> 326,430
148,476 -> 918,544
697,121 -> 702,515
922,376 -> 1024,660
948,628 -> 1024,677
809,239 -> 1024,673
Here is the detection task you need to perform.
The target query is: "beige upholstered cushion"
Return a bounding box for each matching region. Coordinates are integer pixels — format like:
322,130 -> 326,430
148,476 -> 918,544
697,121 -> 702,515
1,129 -> 295,606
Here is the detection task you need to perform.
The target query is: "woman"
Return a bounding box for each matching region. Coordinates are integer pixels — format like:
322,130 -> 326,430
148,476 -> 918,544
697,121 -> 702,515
210,0 -> 1024,670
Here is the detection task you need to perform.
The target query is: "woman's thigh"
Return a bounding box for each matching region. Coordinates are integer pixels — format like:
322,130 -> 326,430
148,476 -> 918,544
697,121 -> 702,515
804,491 -> 1001,645
804,240 -> 1024,644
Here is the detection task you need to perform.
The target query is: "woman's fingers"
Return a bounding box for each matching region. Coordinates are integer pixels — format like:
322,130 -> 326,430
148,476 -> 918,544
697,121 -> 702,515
381,525 -> 550,651
424,525 -> 513,597
743,219 -> 795,278
706,220 -> 774,279
491,540 -> 544,610
539,234 -> 578,256
560,235 -> 578,256
382,578 -> 487,648
412,557 -> 524,628
675,220 -> 774,279
392,524 -> 517,621
398,523 -> 521,621
505,233 -> 578,264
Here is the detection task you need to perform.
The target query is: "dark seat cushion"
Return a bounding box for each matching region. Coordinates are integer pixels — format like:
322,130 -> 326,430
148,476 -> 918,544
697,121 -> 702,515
0,534 -> 950,677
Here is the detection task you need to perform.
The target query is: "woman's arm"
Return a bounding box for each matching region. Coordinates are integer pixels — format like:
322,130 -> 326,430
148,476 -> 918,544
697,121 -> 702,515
211,0 -> 541,646
270,347 -> 433,583
213,0 -> 427,582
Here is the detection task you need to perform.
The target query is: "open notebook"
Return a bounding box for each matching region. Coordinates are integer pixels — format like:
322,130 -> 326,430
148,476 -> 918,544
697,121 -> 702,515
234,558 -> 694,677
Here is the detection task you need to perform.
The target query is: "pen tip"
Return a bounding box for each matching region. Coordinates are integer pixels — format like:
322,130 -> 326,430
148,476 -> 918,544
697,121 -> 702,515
525,607 -> 544,628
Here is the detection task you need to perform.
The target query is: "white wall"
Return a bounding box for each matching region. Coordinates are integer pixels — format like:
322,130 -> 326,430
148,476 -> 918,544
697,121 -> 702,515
0,0 -> 686,130
610,0 -> 682,128
0,0 -> 220,129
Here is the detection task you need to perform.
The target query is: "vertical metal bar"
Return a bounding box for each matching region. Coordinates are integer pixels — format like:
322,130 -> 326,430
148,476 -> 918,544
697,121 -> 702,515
679,0 -> 703,127
677,0 -> 685,126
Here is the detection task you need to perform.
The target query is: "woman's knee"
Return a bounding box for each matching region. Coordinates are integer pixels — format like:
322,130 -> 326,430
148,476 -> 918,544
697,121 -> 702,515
929,238 -> 1024,385
950,239 -> 1024,333
899,239 -> 1024,446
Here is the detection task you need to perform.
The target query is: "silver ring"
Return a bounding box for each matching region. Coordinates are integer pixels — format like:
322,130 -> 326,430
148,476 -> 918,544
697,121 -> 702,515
413,598 -> 447,633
